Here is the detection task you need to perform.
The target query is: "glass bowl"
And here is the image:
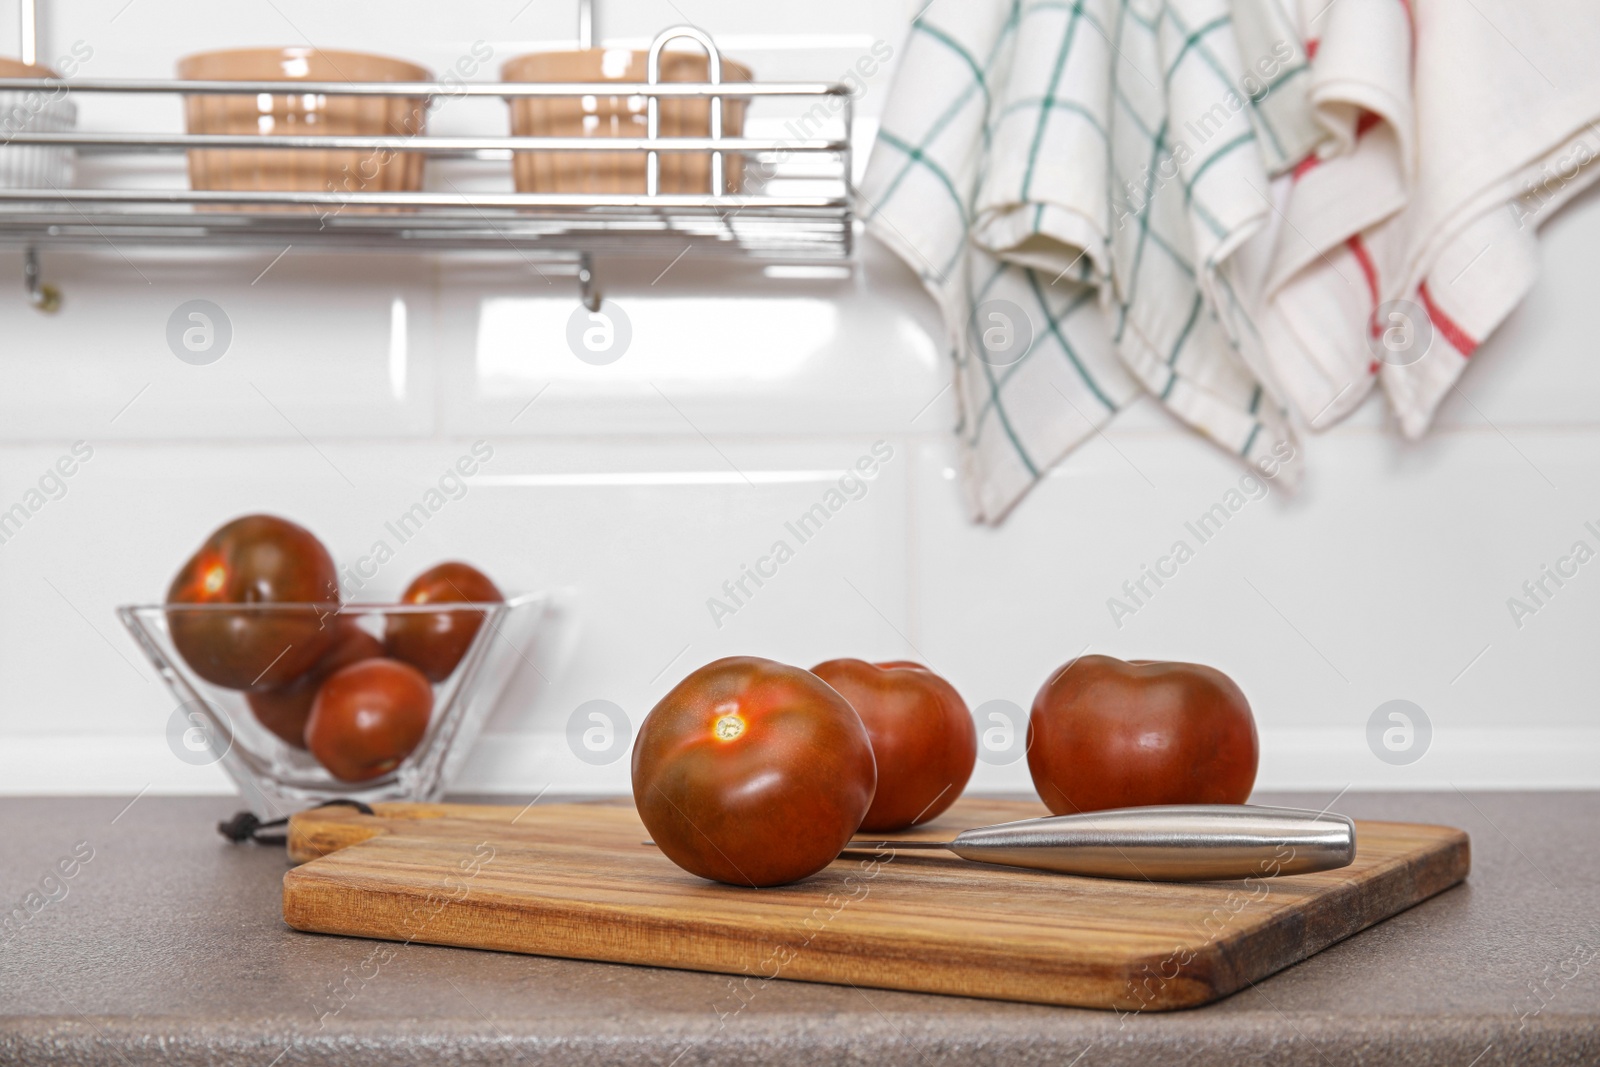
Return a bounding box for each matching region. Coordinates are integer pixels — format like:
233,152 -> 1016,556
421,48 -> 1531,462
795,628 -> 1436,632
118,595 -> 545,816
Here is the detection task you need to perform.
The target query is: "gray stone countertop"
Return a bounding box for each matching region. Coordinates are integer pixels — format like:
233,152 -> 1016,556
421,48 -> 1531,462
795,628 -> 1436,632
1,791 -> 1597,1066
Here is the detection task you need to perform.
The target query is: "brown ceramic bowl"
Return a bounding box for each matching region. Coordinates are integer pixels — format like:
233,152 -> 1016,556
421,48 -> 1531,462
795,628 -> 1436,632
0,57 -> 77,190
501,49 -> 751,195
176,47 -> 431,205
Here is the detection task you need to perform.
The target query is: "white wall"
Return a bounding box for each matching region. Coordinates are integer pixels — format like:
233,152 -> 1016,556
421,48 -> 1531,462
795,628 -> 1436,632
1,0 -> 1597,798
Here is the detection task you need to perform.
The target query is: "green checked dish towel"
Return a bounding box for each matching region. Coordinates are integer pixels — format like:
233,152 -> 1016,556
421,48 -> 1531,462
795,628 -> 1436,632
862,0 -> 1310,522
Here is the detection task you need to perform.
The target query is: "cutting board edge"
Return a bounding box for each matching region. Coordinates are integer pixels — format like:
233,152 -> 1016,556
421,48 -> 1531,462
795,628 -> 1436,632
278,833 -> 1469,1013
280,866 -> 1225,1011
1182,825 -> 1471,1007
278,803 -> 1474,1012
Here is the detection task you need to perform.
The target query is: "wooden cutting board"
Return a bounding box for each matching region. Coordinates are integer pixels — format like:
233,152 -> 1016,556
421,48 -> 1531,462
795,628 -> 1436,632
282,798 -> 1469,1011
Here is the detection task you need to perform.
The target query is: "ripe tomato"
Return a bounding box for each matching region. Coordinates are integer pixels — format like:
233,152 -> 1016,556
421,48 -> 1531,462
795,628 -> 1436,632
166,514 -> 340,691
304,658 -> 434,782
246,621 -> 383,748
632,656 -> 876,887
1027,655 -> 1258,814
383,561 -> 503,683
810,659 -> 975,831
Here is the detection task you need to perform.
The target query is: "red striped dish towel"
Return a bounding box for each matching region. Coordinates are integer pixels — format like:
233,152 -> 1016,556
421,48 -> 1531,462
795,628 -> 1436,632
1255,0 -> 1600,434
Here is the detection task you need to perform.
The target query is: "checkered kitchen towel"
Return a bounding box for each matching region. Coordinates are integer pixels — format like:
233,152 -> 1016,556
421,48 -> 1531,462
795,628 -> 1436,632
1253,0 -> 1600,435
863,0 -> 1314,522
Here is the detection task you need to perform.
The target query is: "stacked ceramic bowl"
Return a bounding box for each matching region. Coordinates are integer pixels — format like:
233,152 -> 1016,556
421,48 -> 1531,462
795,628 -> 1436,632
170,41 -> 755,201
502,47 -> 751,195
176,47 -> 430,205
0,57 -> 77,192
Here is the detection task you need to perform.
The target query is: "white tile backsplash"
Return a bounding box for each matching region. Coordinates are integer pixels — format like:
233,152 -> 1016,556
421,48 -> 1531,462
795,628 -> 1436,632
0,250 -> 437,439
1,0 -> 1598,797
914,425 -> 1600,769
437,239 -> 950,438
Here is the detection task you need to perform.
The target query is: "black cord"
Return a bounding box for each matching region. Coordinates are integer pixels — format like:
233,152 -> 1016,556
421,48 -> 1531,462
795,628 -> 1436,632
218,799 -> 375,846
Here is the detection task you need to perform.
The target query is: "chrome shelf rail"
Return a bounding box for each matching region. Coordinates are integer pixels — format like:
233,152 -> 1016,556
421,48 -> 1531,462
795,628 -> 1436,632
0,133 -> 847,155
0,77 -> 851,97
0,15 -> 855,311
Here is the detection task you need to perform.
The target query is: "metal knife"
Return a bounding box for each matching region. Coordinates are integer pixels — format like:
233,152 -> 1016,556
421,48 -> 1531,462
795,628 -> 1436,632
840,804 -> 1356,881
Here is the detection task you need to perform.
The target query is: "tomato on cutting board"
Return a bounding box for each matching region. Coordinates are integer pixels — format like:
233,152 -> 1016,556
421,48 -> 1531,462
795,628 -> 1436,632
1027,655 -> 1258,814
632,656 -> 877,887
383,561 -> 503,683
165,514 -> 340,691
305,658 -> 434,782
810,658 -> 975,831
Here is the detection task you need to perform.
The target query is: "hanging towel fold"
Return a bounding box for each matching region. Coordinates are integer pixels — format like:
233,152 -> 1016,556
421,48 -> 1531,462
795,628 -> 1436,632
865,0 -> 1600,521
862,0 -> 1307,522
1255,0 -> 1600,437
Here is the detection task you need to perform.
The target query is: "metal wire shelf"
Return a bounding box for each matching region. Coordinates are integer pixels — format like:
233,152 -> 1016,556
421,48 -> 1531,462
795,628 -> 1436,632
0,4 -> 856,311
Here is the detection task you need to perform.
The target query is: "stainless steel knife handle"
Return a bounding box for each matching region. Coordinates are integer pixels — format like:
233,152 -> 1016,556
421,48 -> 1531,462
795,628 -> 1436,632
947,805 -> 1356,881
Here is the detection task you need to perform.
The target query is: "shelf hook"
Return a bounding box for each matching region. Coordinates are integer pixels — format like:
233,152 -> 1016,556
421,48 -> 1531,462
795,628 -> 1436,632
23,247 -> 61,314
577,253 -> 601,312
